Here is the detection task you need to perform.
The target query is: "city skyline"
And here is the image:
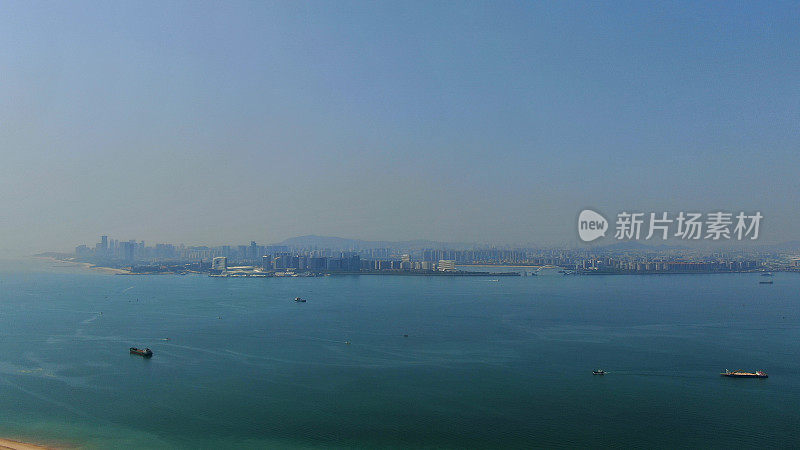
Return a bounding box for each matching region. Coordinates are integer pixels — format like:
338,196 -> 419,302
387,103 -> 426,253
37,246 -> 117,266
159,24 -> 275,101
63,231 -> 800,256
46,232 -> 800,277
62,232 -> 800,261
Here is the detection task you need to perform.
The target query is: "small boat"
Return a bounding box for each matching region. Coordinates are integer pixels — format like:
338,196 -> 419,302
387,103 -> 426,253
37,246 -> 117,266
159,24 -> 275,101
130,347 -> 153,358
592,369 -> 605,375
294,297 -> 307,303
761,272 -> 774,277
759,281 -> 773,284
721,369 -> 767,378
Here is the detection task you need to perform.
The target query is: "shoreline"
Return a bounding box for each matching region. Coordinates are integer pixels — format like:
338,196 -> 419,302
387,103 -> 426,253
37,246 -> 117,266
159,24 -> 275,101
0,438 -> 55,450
34,256 -> 131,275
30,256 -> 792,277
458,264 -> 547,268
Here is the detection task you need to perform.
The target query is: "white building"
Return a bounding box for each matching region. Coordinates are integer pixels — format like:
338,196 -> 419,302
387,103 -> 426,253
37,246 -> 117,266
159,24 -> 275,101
438,260 -> 456,272
212,256 -> 228,273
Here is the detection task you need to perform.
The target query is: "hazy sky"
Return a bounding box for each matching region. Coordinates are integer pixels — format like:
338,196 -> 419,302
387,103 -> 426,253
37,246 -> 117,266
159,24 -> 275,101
1,1 -> 798,254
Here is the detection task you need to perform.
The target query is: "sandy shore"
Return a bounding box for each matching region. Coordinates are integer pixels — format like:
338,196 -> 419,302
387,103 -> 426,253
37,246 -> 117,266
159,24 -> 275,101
36,256 -> 131,274
0,438 -> 54,450
75,261 -> 130,274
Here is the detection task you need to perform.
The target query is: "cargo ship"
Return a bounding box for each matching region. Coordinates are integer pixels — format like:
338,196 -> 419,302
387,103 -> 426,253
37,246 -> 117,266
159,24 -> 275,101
130,347 -> 153,358
721,369 -> 767,378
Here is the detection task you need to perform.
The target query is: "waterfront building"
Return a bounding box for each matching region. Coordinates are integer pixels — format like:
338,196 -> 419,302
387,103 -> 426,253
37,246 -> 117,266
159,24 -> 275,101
212,257 -> 228,273
438,260 -> 456,272
273,252 -> 292,270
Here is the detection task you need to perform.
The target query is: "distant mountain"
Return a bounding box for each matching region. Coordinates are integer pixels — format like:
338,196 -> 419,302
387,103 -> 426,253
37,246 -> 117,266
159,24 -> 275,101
276,235 -> 474,250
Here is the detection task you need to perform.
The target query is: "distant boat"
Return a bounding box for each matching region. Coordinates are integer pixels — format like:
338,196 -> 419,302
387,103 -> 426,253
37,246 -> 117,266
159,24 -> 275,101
130,347 -> 153,358
721,369 -> 767,378
759,281 -> 774,284
761,272 -> 774,277
592,369 -> 605,375
294,297 -> 307,303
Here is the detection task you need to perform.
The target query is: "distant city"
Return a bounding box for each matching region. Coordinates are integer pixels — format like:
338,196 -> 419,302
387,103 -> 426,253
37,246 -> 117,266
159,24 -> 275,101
37,235 -> 800,277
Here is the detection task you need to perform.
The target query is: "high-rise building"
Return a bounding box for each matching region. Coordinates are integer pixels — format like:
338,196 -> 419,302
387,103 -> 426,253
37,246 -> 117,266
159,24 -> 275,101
273,252 -> 292,270
99,235 -> 108,256
120,241 -> 135,261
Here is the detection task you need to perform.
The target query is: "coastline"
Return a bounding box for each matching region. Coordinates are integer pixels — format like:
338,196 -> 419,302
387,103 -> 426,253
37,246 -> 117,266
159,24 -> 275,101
0,438 -> 54,450
34,256 -> 131,275
458,264 -> 545,268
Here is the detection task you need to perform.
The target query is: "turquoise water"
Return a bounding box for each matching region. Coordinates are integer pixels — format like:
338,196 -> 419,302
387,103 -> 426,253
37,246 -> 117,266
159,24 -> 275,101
0,259 -> 798,448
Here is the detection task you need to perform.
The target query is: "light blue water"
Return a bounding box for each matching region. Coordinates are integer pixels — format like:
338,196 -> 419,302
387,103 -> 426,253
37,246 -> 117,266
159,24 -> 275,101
0,259 -> 798,448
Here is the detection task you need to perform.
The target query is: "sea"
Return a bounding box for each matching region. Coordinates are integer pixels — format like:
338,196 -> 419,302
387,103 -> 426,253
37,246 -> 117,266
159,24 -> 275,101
0,258 -> 798,448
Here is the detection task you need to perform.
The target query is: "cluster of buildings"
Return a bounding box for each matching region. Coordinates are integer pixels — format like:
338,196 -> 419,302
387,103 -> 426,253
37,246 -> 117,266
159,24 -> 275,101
575,257 -> 762,274
76,236 -> 185,261
68,235 -> 800,275
76,237 -> 578,266
209,254 -> 458,276
73,236 -> 469,274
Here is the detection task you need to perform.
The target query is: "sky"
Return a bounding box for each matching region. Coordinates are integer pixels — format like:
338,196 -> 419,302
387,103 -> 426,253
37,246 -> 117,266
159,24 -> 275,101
1,1 -> 798,255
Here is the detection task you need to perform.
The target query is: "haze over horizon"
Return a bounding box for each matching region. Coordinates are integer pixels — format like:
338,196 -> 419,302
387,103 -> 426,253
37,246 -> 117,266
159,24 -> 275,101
2,1 -> 798,256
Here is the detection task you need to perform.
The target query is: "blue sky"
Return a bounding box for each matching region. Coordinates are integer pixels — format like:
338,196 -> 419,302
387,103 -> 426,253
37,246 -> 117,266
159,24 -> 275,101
1,1 -> 798,253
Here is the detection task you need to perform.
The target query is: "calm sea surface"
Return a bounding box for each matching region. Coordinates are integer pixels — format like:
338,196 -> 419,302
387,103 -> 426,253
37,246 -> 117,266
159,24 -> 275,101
0,259 -> 798,448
